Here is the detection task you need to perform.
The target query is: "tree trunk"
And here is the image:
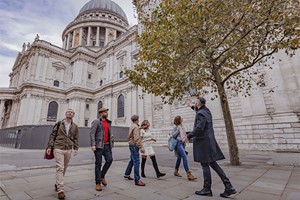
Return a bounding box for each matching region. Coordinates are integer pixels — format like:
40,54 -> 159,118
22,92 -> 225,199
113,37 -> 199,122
213,71 -> 240,165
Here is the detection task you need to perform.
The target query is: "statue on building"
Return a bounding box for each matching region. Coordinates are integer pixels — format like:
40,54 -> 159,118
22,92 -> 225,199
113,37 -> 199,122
22,43 -> 26,52
34,34 -> 40,41
1,100 -> 12,128
27,42 -> 31,49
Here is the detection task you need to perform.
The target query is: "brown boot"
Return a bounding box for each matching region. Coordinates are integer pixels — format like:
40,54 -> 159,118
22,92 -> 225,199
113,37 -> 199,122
174,169 -> 182,177
101,178 -> 107,186
57,191 -> 65,200
95,184 -> 102,191
187,171 -> 197,181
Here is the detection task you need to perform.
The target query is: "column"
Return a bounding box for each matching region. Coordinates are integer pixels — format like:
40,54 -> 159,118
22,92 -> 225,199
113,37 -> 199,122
67,33 -> 71,50
30,53 -> 38,80
104,28 -> 108,46
42,56 -> 49,81
0,100 -> 5,127
87,26 -> 91,46
35,55 -> 42,80
72,31 -> 75,48
96,26 -> 100,46
79,28 -> 83,46
63,36 -> 66,49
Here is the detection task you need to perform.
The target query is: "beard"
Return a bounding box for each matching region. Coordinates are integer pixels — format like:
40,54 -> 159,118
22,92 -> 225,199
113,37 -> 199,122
102,115 -> 107,119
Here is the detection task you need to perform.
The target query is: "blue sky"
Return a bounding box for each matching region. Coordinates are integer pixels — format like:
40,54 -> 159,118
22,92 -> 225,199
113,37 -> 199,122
0,0 -> 137,87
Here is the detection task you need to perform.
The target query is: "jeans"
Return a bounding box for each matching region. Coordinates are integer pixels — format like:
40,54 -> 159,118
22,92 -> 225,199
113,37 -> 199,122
201,161 -> 230,189
124,145 -> 140,182
175,141 -> 189,172
94,144 -> 113,184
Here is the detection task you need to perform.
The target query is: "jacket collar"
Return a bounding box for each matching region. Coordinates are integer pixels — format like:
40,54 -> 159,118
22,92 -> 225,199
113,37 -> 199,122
98,118 -> 112,123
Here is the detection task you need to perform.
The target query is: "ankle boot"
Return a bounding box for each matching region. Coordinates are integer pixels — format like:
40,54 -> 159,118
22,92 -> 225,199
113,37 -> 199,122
187,171 -> 197,181
174,168 -> 182,177
220,179 -> 237,197
150,156 -> 166,178
141,157 -> 147,178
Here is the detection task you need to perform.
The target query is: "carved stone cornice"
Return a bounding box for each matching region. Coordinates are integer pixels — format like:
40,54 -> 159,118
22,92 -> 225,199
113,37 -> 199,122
31,94 -> 45,100
98,62 -> 106,70
52,61 -> 66,70
116,50 -> 127,59
68,96 -> 86,101
115,117 -> 126,125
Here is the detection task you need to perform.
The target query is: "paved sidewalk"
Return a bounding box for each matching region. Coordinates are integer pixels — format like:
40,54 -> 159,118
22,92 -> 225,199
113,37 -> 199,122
0,147 -> 299,200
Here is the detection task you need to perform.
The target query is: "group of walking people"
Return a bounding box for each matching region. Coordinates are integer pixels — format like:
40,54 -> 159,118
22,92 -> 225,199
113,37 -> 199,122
46,97 -> 236,200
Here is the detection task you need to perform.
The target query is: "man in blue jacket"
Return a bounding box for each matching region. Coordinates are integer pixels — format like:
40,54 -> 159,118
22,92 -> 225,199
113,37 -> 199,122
188,97 -> 236,198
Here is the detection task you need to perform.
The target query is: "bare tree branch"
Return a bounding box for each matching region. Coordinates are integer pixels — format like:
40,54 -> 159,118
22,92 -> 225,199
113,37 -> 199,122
221,36 -> 285,85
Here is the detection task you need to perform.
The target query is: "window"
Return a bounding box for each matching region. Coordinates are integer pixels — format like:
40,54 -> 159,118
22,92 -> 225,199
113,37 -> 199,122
100,41 -> 104,47
119,71 -> 124,78
47,101 -> 58,121
86,104 -> 89,110
53,80 -> 59,87
97,101 -> 103,118
88,73 -> 92,79
84,119 -> 88,127
99,79 -> 103,86
117,94 -> 124,118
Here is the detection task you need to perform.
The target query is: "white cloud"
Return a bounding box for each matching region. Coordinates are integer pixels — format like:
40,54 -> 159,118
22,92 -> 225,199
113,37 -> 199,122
0,55 -> 15,88
0,0 -> 137,87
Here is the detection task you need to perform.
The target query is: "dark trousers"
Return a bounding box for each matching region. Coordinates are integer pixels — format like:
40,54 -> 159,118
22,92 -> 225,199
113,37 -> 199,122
94,144 -> 113,184
201,161 -> 231,189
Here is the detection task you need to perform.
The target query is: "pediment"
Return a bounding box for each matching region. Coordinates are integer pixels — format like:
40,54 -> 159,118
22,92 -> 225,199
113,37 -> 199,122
116,50 -> 127,59
97,62 -> 106,69
52,62 -> 66,70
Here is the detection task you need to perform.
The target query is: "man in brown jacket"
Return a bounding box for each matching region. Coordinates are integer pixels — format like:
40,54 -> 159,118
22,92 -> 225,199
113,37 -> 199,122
46,109 -> 79,200
124,115 -> 145,186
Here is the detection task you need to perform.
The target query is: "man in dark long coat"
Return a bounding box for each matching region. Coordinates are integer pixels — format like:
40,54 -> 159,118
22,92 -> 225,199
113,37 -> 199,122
188,97 -> 236,198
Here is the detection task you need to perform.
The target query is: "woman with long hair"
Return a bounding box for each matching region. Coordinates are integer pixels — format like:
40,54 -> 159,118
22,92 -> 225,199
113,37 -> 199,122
140,120 -> 166,178
172,116 -> 197,181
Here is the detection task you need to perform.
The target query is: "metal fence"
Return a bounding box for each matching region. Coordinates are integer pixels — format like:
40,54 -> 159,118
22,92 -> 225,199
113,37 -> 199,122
0,125 -> 129,149
0,129 -> 22,148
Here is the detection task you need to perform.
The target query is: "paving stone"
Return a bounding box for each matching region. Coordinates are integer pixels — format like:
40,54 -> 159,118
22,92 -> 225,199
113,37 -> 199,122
25,187 -> 56,199
139,193 -> 178,200
2,178 -> 28,186
156,183 -> 199,199
280,188 -> 300,200
64,189 -> 96,200
0,196 -> 10,200
32,196 -> 57,200
246,183 -> 284,196
236,190 -> 280,200
89,192 -> 133,200
7,192 -> 32,200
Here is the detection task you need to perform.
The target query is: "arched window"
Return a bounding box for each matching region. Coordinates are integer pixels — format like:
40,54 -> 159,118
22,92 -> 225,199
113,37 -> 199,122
47,101 -> 58,121
99,79 -> 103,86
53,80 -> 59,87
119,71 -> 124,78
117,94 -> 124,118
97,101 -> 103,118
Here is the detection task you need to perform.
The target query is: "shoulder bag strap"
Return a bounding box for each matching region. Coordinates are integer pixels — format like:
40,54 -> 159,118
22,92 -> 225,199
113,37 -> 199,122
172,128 -> 180,139
54,121 -> 61,141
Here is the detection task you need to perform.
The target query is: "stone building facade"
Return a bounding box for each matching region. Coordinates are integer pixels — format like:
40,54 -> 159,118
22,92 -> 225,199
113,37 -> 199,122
0,0 -> 299,151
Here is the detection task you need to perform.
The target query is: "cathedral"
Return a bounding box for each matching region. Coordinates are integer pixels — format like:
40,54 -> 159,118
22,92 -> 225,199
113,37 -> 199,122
0,0 -> 299,151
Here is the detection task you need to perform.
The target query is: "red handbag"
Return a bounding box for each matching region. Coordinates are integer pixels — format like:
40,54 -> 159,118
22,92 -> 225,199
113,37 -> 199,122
44,121 -> 61,160
44,148 -> 54,160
